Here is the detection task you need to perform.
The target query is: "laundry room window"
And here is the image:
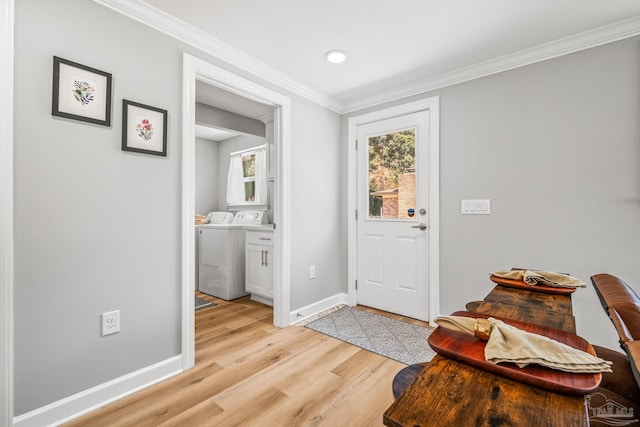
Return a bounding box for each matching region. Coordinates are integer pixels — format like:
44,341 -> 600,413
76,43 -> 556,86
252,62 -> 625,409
242,153 -> 256,201
226,145 -> 267,205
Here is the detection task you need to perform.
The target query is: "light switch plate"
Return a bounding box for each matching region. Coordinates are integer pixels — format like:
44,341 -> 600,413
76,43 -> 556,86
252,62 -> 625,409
461,199 -> 491,215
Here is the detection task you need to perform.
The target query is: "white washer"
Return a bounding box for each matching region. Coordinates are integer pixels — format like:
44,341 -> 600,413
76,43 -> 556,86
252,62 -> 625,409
197,211 -> 267,300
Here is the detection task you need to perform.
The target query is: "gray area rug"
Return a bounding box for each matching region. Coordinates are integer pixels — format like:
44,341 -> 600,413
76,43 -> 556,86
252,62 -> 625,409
305,306 -> 436,365
195,296 -> 216,311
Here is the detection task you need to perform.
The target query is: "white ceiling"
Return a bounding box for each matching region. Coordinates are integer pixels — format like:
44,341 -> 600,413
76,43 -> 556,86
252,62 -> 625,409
142,0 -> 640,109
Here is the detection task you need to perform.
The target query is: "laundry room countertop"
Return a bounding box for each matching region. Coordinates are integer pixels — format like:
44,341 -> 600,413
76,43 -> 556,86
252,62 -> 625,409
196,224 -> 274,230
246,225 -> 274,231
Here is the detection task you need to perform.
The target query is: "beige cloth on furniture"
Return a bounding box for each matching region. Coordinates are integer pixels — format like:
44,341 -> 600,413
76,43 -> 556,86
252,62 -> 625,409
434,316 -> 612,373
492,269 -> 586,288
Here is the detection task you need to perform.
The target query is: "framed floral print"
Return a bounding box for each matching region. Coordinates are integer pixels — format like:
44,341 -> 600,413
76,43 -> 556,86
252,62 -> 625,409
122,99 -> 168,157
52,56 -> 112,126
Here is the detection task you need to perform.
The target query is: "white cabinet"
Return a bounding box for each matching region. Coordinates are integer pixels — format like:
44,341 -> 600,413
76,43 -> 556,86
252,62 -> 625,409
245,229 -> 274,305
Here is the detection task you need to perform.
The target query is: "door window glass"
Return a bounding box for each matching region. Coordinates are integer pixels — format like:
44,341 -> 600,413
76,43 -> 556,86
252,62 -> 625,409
368,129 -> 415,219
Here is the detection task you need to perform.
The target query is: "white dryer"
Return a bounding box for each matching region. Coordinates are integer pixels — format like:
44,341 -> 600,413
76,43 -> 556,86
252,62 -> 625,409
197,211 -> 267,300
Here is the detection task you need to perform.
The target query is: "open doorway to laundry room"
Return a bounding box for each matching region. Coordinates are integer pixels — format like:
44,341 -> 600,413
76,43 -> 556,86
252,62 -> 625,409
194,82 -> 273,301
181,53 -> 292,371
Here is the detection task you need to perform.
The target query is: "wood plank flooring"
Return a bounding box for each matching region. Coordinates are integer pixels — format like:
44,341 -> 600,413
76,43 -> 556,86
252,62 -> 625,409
65,294 -> 431,427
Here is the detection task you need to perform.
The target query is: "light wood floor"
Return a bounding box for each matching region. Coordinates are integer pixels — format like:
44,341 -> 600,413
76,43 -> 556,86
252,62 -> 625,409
65,293 -> 431,427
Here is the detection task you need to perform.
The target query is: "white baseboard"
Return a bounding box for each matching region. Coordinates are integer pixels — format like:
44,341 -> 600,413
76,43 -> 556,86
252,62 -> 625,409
14,355 -> 183,427
288,292 -> 349,325
250,293 -> 274,306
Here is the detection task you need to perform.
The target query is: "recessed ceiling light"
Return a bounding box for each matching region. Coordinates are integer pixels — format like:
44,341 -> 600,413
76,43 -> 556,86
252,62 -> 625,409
325,50 -> 347,64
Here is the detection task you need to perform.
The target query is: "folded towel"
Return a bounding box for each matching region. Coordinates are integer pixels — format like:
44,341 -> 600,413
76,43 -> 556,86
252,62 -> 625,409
492,269 -> 586,288
434,315 -> 612,373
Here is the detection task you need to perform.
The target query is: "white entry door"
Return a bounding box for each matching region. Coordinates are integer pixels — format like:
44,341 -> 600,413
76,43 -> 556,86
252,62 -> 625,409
356,111 -> 430,321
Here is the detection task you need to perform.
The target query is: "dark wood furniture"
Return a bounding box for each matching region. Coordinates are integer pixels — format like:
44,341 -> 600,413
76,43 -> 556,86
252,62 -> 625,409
384,284 -> 589,427
591,273 -> 640,380
590,274 -> 640,420
427,310 -> 601,395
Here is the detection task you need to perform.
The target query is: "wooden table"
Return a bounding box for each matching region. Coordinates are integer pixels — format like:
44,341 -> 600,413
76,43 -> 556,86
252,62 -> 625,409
383,285 -> 589,427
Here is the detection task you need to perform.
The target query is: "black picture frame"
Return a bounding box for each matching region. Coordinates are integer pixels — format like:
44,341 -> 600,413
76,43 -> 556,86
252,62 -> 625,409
122,99 -> 168,157
52,56 -> 112,126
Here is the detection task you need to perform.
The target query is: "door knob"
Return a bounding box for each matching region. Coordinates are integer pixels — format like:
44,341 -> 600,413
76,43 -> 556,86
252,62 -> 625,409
411,223 -> 427,230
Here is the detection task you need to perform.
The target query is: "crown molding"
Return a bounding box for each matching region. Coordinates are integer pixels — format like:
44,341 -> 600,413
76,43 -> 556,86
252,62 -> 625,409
342,15 -> 640,113
92,0 -> 343,113
92,1 -> 640,115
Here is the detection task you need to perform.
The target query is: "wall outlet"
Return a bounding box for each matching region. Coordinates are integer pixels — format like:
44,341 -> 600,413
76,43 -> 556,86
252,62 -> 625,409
309,265 -> 316,279
102,310 -> 120,336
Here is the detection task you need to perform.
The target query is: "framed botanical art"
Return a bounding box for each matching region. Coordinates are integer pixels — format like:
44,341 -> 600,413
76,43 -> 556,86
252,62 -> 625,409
122,99 -> 168,156
52,56 -> 112,126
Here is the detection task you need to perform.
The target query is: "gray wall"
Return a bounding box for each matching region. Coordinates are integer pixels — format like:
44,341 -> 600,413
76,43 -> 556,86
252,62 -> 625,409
195,137 -> 219,215
345,37 -> 640,349
14,0 -> 183,415
13,0 -> 343,416
289,99 -> 345,309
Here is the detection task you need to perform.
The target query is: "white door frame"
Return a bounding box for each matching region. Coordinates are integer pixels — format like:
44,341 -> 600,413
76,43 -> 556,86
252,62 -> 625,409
347,97 -> 440,323
181,53 -> 291,371
1,0 -> 14,424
